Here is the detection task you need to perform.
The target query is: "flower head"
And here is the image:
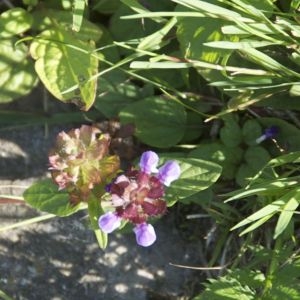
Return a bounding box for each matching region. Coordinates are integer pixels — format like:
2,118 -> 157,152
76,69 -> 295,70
49,125 -> 120,204
98,151 -> 181,246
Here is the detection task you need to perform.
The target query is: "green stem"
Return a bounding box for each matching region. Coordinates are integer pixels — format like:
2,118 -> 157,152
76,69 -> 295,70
260,236 -> 283,298
87,193 -> 108,250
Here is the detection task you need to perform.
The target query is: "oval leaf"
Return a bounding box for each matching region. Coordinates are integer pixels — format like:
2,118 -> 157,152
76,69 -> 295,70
0,39 -> 38,103
23,179 -> 81,217
119,96 -> 187,148
30,29 -> 98,110
164,158 -> 222,203
0,8 -> 32,38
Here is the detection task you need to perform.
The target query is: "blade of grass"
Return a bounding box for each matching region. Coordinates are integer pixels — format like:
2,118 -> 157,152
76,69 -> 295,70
231,199 -> 285,230
0,290 -> 13,300
121,11 -> 206,19
239,214 -> 274,236
0,213 -> 56,232
72,0 -> 86,32
172,0 -> 246,19
204,40 -> 283,49
274,196 -> 299,238
130,60 -> 269,75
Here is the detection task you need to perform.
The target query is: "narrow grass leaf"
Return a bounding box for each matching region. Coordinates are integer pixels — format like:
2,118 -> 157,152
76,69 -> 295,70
138,17 -> 177,50
274,191 -> 300,238
204,40 -> 281,49
0,214 -> 56,232
121,11 -> 206,19
225,178 -> 298,202
72,0 -> 86,32
240,47 -> 300,77
172,0 -> 242,19
231,199 -> 285,230
239,214 -> 274,236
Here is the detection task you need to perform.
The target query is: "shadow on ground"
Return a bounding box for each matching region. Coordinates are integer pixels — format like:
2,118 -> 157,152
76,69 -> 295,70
0,210 -> 202,300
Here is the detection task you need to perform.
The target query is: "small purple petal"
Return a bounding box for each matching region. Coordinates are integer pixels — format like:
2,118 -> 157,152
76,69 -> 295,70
98,212 -> 121,233
157,161 -> 181,186
256,126 -> 279,143
133,223 -> 156,247
264,126 -> 279,139
139,151 -> 159,174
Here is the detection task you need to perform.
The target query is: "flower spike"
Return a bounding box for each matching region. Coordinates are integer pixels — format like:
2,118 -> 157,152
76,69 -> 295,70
98,151 -> 181,246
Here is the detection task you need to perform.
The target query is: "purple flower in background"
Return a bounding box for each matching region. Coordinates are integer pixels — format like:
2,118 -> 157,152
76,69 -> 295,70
133,223 -> 156,247
256,126 -> 279,144
98,151 -> 181,247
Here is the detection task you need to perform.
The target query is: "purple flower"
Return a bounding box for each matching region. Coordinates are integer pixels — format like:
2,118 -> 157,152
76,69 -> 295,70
98,212 -> 121,233
256,126 -> 279,144
157,161 -> 181,186
133,223 -> 156,247
139,151 -> 159,174
98,151 -> 181,246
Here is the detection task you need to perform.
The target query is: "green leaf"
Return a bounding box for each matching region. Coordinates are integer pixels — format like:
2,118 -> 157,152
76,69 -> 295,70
189,142 -> 243,180
179,187 -> 213,205
181,111 -> 203,143
176,5 -> 229,63
268,151 -> 300,167
239,47 -> 300,78
244,146 -> 271,170
72,0 -> 86,32
231,188 -> 300,233
274,191 -> 300,238
110,3 -> 160,50
94,70 -> 153,118
220,115 -> 243,147
23,179 -> 81,217
88,195 -> 107,249
204,40 -> 280,49
225,177 -> 299,202
0,289 -> 13,300
242,119 -> 262,146
31,9 -> 102,42
30,29 -> 98,110
236,146 -> 271,186
0,39 -> 38,103
173,0 -> 243,18
164,157 -> 222,203
93,0 -> 120,14
290,84 -> 300,96
119,96 -> 187,148
197,276 -> 256,300
137,17 -> 177,50
291,0 -> 300,10
239,214 -> 274,236
231,199 -> 284,230
0,8 -> 32,38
